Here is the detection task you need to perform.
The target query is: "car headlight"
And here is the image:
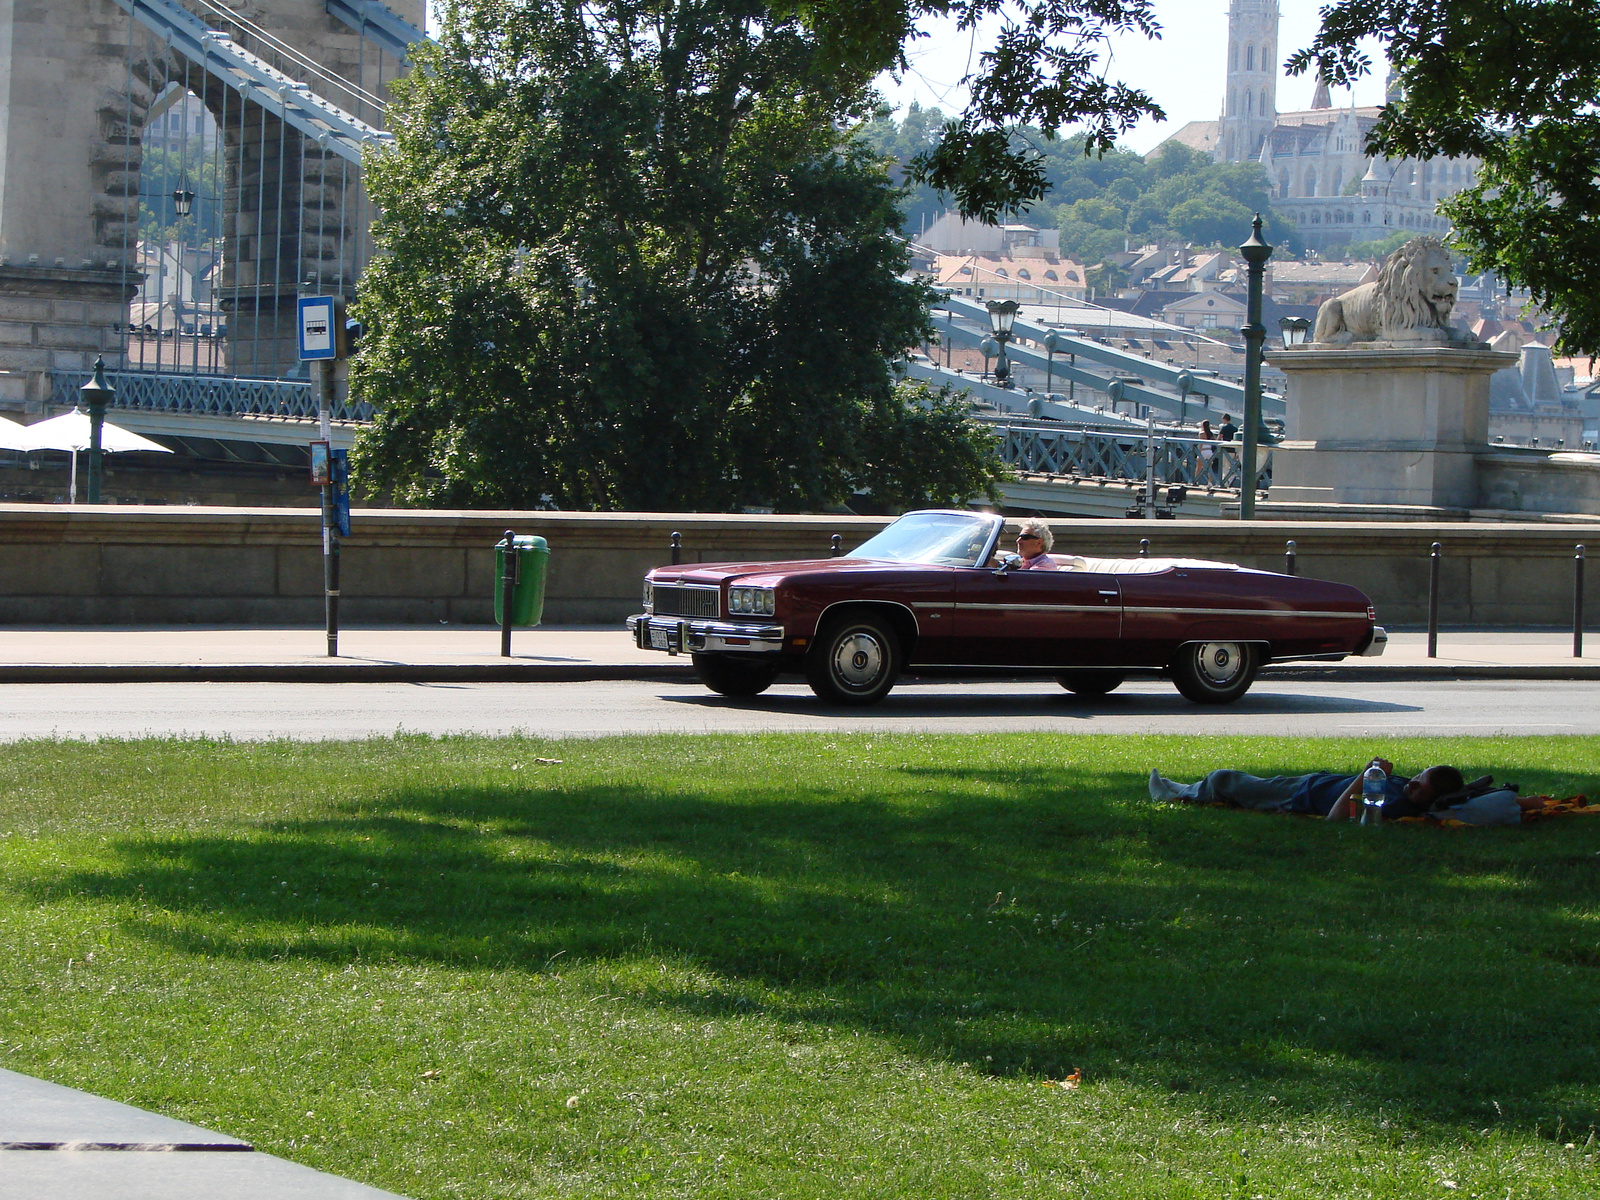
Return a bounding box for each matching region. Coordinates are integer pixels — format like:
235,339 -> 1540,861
642,581 -> 654,612
727,586 -> 775,616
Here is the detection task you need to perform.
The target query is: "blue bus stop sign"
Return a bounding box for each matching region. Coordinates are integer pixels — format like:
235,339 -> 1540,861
298,296 -> 337,361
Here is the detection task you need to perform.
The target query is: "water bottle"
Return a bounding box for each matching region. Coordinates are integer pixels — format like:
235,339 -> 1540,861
1360,764 -> 1386,826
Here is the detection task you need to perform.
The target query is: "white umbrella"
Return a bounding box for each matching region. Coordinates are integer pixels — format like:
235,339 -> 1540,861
0,414 -> 36,452
21,408 -> 172,454
19,407 -> 172,503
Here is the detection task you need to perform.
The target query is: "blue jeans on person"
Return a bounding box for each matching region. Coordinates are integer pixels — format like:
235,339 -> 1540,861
1174,769 -> 1409,816
1183,770 -> 1313,812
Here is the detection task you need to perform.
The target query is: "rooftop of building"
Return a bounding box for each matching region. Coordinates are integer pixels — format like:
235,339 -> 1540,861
932,253 -> 1086,288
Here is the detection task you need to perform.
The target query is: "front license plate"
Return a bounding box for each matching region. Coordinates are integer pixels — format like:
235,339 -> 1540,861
649,626 -> 671,650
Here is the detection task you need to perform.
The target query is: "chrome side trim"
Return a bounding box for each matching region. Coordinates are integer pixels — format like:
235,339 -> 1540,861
1122,606 -> 1364,619
952,603 -> 1117,614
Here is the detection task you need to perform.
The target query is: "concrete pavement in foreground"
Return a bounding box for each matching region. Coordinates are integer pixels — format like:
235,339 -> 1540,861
0,1067 -> 407,1199
0,625 -> 1595,682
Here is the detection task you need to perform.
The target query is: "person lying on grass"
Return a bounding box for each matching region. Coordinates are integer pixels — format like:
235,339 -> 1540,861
1147,760 -> 1466,822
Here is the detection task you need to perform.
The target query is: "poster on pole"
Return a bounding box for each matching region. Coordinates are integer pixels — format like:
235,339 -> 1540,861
309,440 -> 331,485
297,296 -> 337,361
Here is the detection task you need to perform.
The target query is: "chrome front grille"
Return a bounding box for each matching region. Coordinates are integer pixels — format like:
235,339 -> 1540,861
652,584 -> 720,618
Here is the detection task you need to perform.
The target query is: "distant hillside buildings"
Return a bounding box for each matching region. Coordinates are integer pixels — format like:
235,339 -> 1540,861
1157,0 -> 1478,253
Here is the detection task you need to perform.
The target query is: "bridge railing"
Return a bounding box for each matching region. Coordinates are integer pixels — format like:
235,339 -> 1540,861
50,371 -> 374,423
993,423 -> 1266,489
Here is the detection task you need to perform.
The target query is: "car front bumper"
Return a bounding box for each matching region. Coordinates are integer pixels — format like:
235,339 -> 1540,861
628,614 -> 785,656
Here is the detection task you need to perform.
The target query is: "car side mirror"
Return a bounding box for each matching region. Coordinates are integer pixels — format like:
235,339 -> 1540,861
992,553 -> 1020,576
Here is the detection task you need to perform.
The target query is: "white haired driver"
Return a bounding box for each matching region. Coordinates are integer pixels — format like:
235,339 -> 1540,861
1011,519 -> 1059,571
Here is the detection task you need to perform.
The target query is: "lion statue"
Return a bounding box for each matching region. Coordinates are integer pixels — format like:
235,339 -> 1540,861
1312,236 -> 1467,346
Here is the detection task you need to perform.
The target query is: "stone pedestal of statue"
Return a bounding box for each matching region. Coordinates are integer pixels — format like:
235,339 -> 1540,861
1267,345 -> 1519,509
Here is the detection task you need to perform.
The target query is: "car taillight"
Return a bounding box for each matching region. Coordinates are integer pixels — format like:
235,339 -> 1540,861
1366,606 -> 1377,621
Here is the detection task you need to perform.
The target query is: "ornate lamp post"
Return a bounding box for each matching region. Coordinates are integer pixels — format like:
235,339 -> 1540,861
1278,316 -> 1310,348
987,299 -> 1019,389
1044,329 -> 1063,393
1238,215 -> 1273,519
79,356 -> 114,504
172,179 -> 195,218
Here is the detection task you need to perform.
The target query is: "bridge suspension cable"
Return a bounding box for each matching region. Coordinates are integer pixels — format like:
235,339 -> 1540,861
111,0 -> 393,165
189,0 -> 391,117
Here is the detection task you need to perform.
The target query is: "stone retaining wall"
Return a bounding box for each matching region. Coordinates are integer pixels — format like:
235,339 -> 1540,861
0,505 -> 1595,626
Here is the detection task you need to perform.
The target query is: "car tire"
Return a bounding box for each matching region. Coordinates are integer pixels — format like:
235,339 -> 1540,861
805,614 -> 901,706
1169,641 -> 1259,704
692,653 -> 782,697
1056,670 -> 1125,697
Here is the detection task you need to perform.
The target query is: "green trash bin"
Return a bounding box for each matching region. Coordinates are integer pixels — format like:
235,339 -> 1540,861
494,534 -> 549,627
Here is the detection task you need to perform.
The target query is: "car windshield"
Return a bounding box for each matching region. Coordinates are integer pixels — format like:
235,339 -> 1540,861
849,511 -> 999,567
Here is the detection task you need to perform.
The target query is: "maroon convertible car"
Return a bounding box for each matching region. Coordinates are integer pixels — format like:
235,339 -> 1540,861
627,510 -> 1386,706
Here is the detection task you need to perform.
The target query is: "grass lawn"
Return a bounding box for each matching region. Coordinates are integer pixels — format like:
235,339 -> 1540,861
2,733 -> 1599,1199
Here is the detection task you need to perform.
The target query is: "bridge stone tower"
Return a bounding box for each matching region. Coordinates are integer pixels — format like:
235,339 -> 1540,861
0,0 -> 421,414
1217,0 -> 1279,165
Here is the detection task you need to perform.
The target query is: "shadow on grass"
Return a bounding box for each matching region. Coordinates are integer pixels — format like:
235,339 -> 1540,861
659,688 -> 1425,717
36,769 -> 1600,1132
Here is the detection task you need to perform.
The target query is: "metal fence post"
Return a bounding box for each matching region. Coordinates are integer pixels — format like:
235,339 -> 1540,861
499,529 -> 518,659
1575,544 -> 1586,658
670,531 -> 681,566
1284,539 -> 1297,576
1427,542 -> 1441,659
831,534 -> 843,557
1139,538 -> 1150,558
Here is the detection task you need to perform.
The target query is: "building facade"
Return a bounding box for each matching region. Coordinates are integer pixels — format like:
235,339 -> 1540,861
1176,0 -> 1482,253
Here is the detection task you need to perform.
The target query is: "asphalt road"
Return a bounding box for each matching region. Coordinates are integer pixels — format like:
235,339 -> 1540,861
0,677 -> 1586,740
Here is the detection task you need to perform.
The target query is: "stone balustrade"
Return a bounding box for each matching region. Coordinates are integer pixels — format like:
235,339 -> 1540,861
0,505 -> 1595,627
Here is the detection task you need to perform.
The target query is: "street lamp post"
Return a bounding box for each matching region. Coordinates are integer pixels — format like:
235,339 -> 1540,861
171,181 -> 195,368
79,356 -> 114,504
987,299 -> 1018,389
1238,214 -> 1273,520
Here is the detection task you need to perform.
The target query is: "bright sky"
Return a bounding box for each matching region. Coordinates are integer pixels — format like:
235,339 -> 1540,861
877,0 -> 1389,154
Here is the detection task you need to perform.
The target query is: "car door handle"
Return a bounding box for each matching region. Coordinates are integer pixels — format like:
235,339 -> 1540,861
1098,590 -> 1118,596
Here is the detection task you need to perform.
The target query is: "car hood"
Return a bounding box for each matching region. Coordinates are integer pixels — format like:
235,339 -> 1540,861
649,558 -> 942,585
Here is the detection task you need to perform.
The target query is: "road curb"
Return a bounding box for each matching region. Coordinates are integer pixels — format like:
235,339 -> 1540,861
1259,664 -> 1600,682
0,662 -> 1596,684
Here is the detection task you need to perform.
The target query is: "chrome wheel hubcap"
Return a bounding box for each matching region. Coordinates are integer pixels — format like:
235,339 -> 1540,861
1196,642 -> 1244,684
832,631 -> 884,688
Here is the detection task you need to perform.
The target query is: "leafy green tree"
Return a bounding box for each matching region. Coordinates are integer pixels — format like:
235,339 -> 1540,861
1292,0 -> 1600,353
351,0 -> 1006,512
855,101 -> 953,237
1340,229 -> 1413,263
1168,192 -> 1254,249
851,381 -> 1011,510
1067,196 -> 1122,228
1055,216 -> 1125,265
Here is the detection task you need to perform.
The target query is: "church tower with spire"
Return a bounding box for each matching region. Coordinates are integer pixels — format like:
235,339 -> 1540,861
1217,0 -> 1279,163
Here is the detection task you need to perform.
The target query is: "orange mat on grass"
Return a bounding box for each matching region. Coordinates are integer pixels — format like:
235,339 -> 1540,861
1395,795 -> 1595,827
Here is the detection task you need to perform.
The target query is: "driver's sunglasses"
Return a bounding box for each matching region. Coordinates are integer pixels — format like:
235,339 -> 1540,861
1017,534 -> 1041,543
